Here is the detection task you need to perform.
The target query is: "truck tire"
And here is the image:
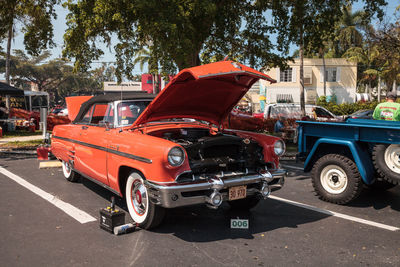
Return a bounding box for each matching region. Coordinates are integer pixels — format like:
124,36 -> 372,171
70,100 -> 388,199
311,154 -> 363,204
125,172 -> 165,229
372,144 -> 400,185
228,196 -> 260,210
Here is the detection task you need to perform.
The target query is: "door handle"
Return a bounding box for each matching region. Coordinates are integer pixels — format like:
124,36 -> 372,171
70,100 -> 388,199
82,126 -> 88,130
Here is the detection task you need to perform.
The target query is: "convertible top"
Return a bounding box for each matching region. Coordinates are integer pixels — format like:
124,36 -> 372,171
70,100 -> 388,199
73,92 -> 156,123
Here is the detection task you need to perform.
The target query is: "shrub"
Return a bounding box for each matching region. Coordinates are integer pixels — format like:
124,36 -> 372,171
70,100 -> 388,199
317,96 -> 380,115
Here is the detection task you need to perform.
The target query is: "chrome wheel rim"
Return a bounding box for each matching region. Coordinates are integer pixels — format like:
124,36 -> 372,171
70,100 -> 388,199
384,145 -> 400,174
320,165 -> 348,194
62,161 -> 72,177
131,180 -> 148,216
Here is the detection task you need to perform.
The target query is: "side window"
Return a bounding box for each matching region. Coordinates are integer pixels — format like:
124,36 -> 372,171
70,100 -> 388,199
315,108 -> 333,118
90,104 -> 108,124
80,104 -> 109,125
104,103 -> 114,126
81,106 -> 94,124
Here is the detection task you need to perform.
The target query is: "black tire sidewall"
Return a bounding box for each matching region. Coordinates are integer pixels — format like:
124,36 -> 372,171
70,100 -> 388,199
311,154 -> 363,204
372,144 -> 400,185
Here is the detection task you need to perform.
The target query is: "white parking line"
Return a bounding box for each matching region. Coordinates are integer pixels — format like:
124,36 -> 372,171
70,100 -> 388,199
281,164 -> 304,171
0,166 -> 96,224
269,195 -> 399,232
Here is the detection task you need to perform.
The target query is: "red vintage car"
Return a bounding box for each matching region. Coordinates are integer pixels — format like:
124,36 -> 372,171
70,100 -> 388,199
51,61 -> 286,229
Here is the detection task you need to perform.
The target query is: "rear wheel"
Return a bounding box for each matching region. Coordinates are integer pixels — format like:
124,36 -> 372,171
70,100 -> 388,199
372,144 -> 400,185
311,154 -> 363,204
228,196 -> 260,210
125,173 -> 165,229
61,160 -> 80,182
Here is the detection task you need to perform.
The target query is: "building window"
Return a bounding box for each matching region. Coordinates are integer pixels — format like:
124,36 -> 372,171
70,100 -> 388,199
280,68 -> 293,82
325,68 -> 337,82
304,67 -> 312,84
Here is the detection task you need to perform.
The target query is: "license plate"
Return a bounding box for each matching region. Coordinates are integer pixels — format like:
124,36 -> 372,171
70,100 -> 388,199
229,185 -> 247,201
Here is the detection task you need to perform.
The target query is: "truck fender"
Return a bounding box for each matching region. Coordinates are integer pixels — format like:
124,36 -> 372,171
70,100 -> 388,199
304,138 -> 375,185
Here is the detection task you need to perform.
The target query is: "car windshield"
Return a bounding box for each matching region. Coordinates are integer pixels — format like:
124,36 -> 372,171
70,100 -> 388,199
117,100 -> 151,126
270,106 -> 303,118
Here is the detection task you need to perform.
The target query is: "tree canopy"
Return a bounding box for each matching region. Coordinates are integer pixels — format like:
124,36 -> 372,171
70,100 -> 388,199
62,0 -> 290,81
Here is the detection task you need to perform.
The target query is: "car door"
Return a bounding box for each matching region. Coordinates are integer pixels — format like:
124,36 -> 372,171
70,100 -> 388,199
74,102 -> 111,185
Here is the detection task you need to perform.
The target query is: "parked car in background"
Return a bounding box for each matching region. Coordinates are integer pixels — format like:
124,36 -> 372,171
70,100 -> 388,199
347,109 -> 373,120
51,61 -> 286,229
264,103 -> 337,120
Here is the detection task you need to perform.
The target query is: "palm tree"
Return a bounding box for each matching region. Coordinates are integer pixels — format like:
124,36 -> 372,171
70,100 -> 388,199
133,47 -> 160,94
334,5 -> 365,57
344,44 -> 380,95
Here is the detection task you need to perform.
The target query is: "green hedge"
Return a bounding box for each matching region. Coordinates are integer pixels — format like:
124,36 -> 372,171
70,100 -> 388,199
316,96 -> 400,116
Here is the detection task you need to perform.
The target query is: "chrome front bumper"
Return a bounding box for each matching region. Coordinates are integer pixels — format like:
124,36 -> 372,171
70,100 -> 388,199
145,169 -> 286,208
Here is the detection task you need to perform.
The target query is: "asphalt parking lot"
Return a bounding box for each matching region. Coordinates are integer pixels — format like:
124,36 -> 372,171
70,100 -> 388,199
1,154 -> 399,266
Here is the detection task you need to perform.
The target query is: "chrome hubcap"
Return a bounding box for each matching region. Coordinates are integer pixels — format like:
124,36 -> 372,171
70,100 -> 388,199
131,181 -> 147,215
384,145 -> 400,174
63,161 -> 71,176
320,165 -> 348,194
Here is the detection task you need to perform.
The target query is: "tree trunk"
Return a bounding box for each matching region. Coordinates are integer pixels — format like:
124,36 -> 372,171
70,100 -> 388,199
299,26 -> 305,117
5,21 -> 13,85
377,75 -> 381,102
393,80 -> 397,93
320,47 -> 326,96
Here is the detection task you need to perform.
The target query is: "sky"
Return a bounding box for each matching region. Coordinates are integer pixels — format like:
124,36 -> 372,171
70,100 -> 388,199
1,0 -> 399,80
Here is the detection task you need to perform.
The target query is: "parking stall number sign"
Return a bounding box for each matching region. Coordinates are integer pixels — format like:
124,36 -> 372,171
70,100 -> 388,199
231,219 -> 249,229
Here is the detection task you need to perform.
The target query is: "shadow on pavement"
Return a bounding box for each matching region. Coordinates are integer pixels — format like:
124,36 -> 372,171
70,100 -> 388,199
79,175 -> 330,241
347,186 -> 400,212
154,199 -> 330,242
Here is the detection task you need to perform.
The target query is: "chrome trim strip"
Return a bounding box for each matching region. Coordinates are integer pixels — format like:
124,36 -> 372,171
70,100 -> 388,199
52,135 -> 152,164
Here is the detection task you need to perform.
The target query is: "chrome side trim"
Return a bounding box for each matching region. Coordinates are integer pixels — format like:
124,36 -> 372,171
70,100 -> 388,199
52,135 -> 152,164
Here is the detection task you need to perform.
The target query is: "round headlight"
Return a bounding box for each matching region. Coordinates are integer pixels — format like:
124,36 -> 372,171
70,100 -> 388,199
274,140 -> 286,156
168,147 -> 185,167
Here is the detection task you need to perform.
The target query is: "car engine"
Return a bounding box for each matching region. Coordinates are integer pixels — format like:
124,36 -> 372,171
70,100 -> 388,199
151,128 -> 267,182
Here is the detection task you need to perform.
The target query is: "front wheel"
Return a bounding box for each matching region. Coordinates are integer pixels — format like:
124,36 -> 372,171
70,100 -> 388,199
125,173 -> 165,229
311,154 -> 363,204
61,160 -> 80,182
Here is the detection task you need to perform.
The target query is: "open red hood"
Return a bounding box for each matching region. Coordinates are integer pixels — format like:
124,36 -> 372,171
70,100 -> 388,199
133,61 -> 276,127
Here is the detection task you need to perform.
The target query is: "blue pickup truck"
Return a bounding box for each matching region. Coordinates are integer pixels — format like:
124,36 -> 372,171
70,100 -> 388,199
297,118 -> 400,204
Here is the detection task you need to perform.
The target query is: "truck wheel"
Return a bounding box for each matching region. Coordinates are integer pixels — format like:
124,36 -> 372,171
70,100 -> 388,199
125,173 -> 165,229
228,196 -> 260,210
61,160 -> 80,182
311,154 -> 363,204
372,144 -> 400,185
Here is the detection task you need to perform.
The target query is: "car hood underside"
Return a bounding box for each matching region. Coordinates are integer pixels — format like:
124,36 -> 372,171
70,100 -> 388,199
132,61 -> 275,127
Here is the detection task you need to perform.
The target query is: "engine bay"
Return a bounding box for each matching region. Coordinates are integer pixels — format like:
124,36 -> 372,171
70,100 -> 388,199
149,128 -> 267,181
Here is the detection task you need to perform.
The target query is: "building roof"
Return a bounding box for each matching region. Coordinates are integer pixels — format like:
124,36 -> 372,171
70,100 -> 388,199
0,82 -> 24,96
